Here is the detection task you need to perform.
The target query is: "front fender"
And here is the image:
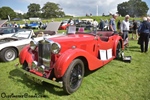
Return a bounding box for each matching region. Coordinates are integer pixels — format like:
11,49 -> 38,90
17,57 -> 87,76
54,48 -> 103,78
19,45 -> 33,66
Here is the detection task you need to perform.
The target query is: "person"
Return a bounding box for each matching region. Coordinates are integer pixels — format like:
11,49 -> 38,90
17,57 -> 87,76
117,20 -> 121,31
120,15 -> 130,47
14,22 -> 18,27
92,19 -> 98,34
39,21 -> 42,29
99,19 -> 104,31
147,17 -> 150,48
104,19 -> 109,31
109,14 -> 118,33
25,21 -> 28,29
68,18 -> 74,25
132,19 -> 138,40
138,17 -> 150,53
86,21 -> 91,30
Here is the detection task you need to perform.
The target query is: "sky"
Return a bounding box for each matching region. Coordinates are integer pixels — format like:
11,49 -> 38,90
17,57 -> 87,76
0,0 -> 150,16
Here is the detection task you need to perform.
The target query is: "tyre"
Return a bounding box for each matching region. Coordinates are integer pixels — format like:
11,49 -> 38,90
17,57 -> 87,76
116,41 -> 122,59
62,59 -> 85,94
0,48 -> 17,62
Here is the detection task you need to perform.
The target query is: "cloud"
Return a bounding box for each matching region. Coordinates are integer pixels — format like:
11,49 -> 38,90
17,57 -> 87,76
14,10 -> 24,14
21,0 -> 145,16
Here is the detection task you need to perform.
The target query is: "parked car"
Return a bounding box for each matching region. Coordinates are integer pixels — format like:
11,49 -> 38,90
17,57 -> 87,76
23,21 -> 39,29
0,22 -> 63,62
76,18 -> 93,30
16,28 -> 124,94
59,19 -> 70,30
0,27 -> 19,39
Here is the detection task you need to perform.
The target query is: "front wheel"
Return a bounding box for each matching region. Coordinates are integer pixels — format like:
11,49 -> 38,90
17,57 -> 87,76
0,48 -> 17,62
62,59 -> 85,94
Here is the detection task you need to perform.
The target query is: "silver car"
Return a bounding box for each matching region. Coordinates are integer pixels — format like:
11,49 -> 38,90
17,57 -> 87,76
0,27 -> 19,39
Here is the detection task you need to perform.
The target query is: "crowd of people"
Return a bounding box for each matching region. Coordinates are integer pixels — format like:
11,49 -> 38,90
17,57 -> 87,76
93,14 -> 150,53
114,14 -> 150,53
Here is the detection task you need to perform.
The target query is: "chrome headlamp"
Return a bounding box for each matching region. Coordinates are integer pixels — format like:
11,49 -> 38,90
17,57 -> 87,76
30,40 -> 37,50
51,42 -> 61,54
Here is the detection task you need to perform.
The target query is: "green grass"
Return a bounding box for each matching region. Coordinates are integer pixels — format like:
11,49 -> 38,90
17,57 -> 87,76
0,35 -> 150,100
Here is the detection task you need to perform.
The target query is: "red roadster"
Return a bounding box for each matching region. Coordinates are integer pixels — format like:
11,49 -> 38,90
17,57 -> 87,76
16,28 -> 124,94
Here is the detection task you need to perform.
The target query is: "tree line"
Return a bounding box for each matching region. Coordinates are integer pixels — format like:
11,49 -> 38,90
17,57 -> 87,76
0,2 -> 65,20
0,0 -> 149,20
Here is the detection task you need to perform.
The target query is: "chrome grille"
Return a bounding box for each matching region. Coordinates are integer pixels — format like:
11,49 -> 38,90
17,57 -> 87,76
38,40 -> 51,68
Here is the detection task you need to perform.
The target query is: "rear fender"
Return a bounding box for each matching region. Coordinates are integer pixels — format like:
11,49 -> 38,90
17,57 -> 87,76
54,48 -> 103,78
112,35 -> 124,56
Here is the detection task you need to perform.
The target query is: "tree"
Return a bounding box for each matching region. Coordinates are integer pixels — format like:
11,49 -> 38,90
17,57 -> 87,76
16,13 -> 23,19
27,3 -> 41,17
41,2 -> 65,18
117,0 -> 149,17
0,6 -> 16,20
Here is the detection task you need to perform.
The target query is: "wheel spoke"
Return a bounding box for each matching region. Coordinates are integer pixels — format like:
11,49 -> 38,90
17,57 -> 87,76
70,64 -> 82,88
5,49 -> 15,61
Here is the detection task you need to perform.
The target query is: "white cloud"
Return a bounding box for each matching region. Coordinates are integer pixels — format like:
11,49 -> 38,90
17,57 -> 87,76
14,10 -> 24,14
21,0 -> 149,16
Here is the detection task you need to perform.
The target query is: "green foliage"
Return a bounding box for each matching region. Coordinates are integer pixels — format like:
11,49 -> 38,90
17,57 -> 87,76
0,6 -> 16,20
41,2 -> 65,18
117,0 -> 149,17
27,3 -> 41,17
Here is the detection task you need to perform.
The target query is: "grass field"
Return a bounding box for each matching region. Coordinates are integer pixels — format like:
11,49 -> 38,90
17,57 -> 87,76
0,33 -> 150,100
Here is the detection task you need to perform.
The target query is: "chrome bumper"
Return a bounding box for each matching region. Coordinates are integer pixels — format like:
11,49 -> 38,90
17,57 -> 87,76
15,64 -> 63,88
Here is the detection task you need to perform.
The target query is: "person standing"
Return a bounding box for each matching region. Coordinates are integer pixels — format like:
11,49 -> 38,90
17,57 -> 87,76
68,18 -> 74,25
120,15 -> 130,46
92,19 -> 98,34
117,20 -> 121,31
147,17 -> 150,48
138,17 -> 150,53
109,14 -> 118,33
99,19 -> 104,31
132,19 -> 138,40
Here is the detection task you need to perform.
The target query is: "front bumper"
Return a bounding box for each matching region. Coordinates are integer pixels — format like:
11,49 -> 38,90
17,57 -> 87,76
15,65 -> 63,87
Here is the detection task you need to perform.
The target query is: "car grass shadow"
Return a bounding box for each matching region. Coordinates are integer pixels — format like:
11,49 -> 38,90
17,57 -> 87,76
125,45 -> 141,52
9,69 -> 68,96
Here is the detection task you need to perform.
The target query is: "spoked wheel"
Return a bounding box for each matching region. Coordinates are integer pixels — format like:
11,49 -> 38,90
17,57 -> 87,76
0,48 -> 17,62
116,41 -> 122,59
62,59 -> 84,94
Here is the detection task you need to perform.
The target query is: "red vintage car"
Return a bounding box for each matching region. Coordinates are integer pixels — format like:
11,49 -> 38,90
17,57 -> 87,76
59,19 -> 70,30
16,29 -> 124,94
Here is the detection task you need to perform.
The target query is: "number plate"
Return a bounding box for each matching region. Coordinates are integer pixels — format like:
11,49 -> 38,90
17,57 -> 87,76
26,74 -> 43,85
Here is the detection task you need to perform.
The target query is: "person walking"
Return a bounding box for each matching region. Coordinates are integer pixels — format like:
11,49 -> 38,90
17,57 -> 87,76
120,15 -> 130,47
109,14 -> 118,33
138,17 -> 150,53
